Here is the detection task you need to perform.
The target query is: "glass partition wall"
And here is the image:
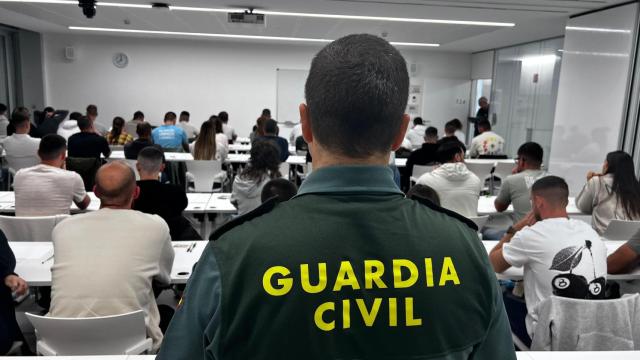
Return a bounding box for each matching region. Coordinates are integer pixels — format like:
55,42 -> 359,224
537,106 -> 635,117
490,38 -> 564,166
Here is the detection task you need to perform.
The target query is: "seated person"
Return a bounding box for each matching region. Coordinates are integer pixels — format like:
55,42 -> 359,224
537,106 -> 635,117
260,178 -> 298,203
401,126 -> 439,191
469,119 -> 505,158
14,134 -> 90,216
450,118 -> 466,144
105,116 -> 134,145
177,111 -> 198,141
67,116 -> 111,159
489,176 -> 607,346
0,229 -> 28,355
151,112 -> 188,152
134,147 -> 199,240
125,122 -> 158,160
1,108 -> 41,171
219,111 -> 237,143
231,141 -> 281,215
406,184 -> 440,205
49,161 -> 174,353
35,107 -> 69,137
607,235 -> 640,294
405,117 -> 427,149
437,119 -> 466,150
86,104 -> 108,136
124,111 -> 145,139
253,119 -> 289,162
213,117 -> 229,161
57,112 -> 82,140
495,142 -> 546,222
576,151 -> 640,235
416,141 -> 481,217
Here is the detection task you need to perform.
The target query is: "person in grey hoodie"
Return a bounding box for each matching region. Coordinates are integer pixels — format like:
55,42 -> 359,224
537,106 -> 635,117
416,140 -> 482,217
231,141 -> 282,215
57,112 -> 82,140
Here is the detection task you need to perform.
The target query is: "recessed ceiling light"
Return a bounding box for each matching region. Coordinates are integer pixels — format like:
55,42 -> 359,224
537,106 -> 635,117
565,26 -> 631,34
0,0 -> 515,27
68,26 -> 440,47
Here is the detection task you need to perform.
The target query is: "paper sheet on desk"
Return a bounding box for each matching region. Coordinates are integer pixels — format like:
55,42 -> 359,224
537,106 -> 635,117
11,243 -> 53,261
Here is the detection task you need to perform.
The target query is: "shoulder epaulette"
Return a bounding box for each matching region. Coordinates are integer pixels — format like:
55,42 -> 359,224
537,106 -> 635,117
412,196 -> 479,232
208,196 -> 279,241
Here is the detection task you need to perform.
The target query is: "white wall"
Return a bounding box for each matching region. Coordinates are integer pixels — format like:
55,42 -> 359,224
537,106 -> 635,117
42,33 -> 470,137
471,51 -> 494,80
548,3 -> 638,194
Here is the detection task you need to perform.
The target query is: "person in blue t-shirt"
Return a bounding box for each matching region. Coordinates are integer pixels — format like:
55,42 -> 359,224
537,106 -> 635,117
254,118 -> 289,162
151,112 -> 189,152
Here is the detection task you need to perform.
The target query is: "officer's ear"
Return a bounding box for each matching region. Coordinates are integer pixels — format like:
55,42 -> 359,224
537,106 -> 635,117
391,114 -> 411,151
299,103 -> 313,145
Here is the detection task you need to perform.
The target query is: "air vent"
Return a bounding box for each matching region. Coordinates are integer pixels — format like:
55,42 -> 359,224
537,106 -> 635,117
228,12 -> 266,25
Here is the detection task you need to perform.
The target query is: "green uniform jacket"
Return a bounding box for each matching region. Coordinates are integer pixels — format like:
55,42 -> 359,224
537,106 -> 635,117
158,165 -> 516,360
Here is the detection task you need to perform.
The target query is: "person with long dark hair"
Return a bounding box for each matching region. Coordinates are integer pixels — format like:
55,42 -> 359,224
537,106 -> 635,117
576,150 -> 640,235
230,141 -> 281,215
105,116 -> 133,145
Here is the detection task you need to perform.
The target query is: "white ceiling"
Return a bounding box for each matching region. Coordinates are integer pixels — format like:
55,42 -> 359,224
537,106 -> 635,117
0,0 -> 631,52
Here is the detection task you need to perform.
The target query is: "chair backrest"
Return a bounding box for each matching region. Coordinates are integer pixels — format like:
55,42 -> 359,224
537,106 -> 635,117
0,214 -> 69,242
411,165 -> 435,179
603,220 -> 640,241
185,160 -> 223,192
109,145 -> 124,152
66,157 -> 102,191
26,310 -> 150,355
465,161 -> 495,182
493,161 -> 516,181
467,215 -> 490,231
531,294 -> 640,351
5,154 -> 40,173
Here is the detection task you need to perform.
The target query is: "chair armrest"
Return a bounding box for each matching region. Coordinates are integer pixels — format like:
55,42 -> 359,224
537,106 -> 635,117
37,340 -> 57,356
125,338 -> 153,355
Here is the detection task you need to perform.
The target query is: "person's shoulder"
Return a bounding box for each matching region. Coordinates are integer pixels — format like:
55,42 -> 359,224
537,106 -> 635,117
410,196 -> 478,232
209,197 -> 279,241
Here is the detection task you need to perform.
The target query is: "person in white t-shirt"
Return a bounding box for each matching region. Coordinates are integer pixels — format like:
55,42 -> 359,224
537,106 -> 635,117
469,119 -> 505,158
177,111 -> 198,141
416,141 -> 482,217
218,111 -> 237,143
49,161 -> 174,353
489,175 -> 607,345
1,109 -> 41,172
405,117 -> 427,149
14,134 -> 90,216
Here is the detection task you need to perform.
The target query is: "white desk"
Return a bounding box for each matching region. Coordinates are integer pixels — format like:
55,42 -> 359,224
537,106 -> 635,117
482,240 -> 640,280
227,153 -> 406,167
235,137 -> 251,144
229,144 -> 297,155
0,192 -> 236,215
10,241 -> 208,286
477,196 -> 582,216
108,151 -> 194,162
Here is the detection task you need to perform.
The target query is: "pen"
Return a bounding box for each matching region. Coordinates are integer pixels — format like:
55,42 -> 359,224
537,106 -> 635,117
41,254 -> 54,264
187,242 -> 196,252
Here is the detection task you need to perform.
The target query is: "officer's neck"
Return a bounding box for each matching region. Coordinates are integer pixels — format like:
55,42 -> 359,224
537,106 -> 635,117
310,144 -> 390,169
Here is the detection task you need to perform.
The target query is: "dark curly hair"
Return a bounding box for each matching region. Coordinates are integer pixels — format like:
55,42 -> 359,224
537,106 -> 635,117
241,141 -> 281,182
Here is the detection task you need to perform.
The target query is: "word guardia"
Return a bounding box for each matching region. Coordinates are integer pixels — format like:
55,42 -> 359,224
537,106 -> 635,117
262,258 -> 460,331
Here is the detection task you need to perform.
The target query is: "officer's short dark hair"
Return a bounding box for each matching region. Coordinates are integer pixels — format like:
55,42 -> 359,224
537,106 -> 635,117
77,116 -> 92,131
38,134 -> 67,161
413,117 -> 423,126
437,140 -> 465,163
264,119 -> 278,135
406,184 -> 440,206
531,176 -> 569,207
261,178 -> 298,203
517,142 -> 543,166
164,112 -> 177,122
133,111 -> 144,120
425,126 -> 438,139
218,111 -> 229,123
305,34 -> 409,158
478,119 -> 491,131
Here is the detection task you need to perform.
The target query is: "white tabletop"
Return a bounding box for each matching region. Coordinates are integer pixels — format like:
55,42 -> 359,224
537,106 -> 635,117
229,143 -> 297,154
235,137 -> 251,144
227,153 -> 406,167
482,240 -> 640,280
108,151 -> 194,162
10,241 -> 208,286
477,196 -> 582,216
0,191 -> 236,215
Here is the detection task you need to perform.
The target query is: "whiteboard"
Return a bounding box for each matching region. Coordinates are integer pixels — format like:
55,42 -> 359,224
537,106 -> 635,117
548,2 -> 638,195
276,69 -> 308,140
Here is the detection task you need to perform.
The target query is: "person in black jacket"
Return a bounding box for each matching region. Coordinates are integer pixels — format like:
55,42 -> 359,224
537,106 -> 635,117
401,126 -> 440,192
124,122 -> 158,160
0,229 -> 28,355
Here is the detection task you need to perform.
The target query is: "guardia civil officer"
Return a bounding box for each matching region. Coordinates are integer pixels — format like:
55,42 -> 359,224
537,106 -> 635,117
158,34 -> 516,360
